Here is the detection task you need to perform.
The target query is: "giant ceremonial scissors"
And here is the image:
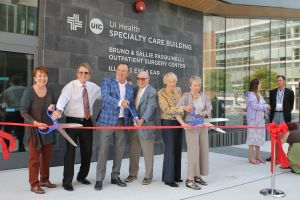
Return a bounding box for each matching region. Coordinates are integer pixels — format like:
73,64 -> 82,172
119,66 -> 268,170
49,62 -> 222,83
185,106 -> 229,133
38,110 -> 82,147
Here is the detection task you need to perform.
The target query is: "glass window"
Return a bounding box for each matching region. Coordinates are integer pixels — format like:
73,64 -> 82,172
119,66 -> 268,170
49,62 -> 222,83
204,16 -> 300,126
203,16 -> 226,122
16,4 -> 26,34
224,18 -> 250,126
0,1 -> 38,36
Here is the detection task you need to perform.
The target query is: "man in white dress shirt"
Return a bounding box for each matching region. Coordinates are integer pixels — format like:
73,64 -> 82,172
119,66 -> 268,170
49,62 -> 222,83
52,63 -> 101,191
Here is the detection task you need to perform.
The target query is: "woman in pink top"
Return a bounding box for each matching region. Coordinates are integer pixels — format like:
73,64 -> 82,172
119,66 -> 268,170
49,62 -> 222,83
246,79 -> 269,164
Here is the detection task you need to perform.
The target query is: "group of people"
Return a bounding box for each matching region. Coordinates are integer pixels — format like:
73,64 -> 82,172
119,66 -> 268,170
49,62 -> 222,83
245,75 -> 295,165
20,63 -> 212,194
15,63 -> 300,195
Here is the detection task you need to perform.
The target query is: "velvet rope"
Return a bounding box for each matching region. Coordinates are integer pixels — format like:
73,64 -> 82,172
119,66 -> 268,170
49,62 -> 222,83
266,122 -> 289,172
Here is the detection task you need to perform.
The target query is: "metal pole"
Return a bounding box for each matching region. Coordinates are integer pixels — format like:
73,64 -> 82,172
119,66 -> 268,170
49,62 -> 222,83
260,139 -> 286,197
271,144 -> 276,194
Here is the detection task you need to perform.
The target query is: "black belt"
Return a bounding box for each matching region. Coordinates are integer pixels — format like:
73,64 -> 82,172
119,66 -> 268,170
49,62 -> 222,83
67,116 -> 91,122
274,111 -> 283,112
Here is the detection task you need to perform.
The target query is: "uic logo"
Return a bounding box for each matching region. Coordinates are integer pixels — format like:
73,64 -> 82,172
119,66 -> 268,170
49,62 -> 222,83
67,14 -> 104,35
67,14 -> 83,31
89,18 -> 103,34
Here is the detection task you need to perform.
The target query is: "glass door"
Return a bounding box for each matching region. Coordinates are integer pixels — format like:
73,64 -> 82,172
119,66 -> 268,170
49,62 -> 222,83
0,51 -> 33,158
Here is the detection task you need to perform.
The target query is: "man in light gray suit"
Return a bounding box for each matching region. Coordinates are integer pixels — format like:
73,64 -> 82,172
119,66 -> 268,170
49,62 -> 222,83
124,71 -> 157,185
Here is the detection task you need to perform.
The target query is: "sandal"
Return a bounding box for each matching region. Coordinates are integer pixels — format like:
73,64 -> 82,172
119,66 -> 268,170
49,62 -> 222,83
194,176 -> 208,186
186,179 -> 201,190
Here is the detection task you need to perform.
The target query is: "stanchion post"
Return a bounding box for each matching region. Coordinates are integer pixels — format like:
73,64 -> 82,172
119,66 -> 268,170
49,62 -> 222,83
259,138 -> 286,197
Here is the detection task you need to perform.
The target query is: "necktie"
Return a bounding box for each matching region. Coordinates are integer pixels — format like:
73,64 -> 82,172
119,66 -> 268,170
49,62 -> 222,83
135,89 -> 142,109
82,85 -> 90,119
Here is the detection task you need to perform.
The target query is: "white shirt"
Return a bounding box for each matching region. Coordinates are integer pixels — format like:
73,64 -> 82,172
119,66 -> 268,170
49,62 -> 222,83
118,81 -> 127,118
136,85 -> 148,106
56,80 -> 101,118
276,87 -> 285,111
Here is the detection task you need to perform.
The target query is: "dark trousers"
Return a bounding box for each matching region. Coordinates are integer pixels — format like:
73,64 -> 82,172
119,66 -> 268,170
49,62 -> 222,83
161,119 -> 183,182
63,117 -> 93,185
28,137 -> 53,188
4,111 -> 25,151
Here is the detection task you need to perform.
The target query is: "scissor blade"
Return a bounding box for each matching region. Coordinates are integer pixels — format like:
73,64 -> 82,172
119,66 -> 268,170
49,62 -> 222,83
57,128 -> 77,147
203,122 -> 226,134
58,123 -> 83,127
203,118 -> 229,123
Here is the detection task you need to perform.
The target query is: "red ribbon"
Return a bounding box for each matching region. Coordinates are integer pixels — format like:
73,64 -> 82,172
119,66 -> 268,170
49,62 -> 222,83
0,130 -> 16,160
0,122 -> 266,130
266,122 -> 289,172
0,121 -> 268,161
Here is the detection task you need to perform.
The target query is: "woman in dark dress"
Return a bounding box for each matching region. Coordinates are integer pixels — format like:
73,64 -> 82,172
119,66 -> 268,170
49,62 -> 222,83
20,66 -> 57,194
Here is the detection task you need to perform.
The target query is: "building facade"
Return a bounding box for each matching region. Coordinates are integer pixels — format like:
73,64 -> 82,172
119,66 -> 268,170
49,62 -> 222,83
0,0 -> 299,170
0,0 -> 203,170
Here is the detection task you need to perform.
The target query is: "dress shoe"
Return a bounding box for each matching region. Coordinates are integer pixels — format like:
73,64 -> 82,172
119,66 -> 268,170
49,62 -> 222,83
40,181 -> 57,188
142,178 -> 152,185
77,178 -> 91,185
175,179 -> 183,182
164,182 -> 178,187
194,176 -> 208,186
63,184 -> 74,191
111,177 -> 127,187
266,156 -> 271,161
125,175 -> 137,183
94,181 -> 102,190
18,147 -> 25,152
31,186 -> 45,194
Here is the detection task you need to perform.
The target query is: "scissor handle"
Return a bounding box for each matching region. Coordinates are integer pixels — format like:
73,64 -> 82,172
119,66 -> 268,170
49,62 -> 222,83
128,106 -> 138,119
185,118 -> 204,126
37,109 -> 58,135
185,105 -> 204,126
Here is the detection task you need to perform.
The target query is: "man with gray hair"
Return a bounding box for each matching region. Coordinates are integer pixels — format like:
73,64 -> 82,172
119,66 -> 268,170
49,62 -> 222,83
125,71 -> 158,185
52,63 -> 101,191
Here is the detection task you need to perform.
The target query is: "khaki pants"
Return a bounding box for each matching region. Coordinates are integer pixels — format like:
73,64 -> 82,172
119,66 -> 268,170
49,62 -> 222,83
185,128 -> 209,178
128,130 -> 155,179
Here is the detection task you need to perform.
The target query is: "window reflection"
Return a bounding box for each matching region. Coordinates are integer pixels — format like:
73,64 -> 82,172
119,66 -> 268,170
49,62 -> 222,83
203,16 -> 226,121
0,51 -> 33,153
204,16 -> 300,127
0,0 -> 38,36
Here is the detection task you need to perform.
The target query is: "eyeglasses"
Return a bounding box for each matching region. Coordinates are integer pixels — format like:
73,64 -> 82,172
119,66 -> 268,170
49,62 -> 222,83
79,71 -> 89,75
137,77 -> 147,81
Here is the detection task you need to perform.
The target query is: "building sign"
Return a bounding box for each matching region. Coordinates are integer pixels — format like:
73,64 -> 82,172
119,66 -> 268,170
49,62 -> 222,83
65,12 -> 194,76
67,14 -> 83,31
89,18 -> 104,34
